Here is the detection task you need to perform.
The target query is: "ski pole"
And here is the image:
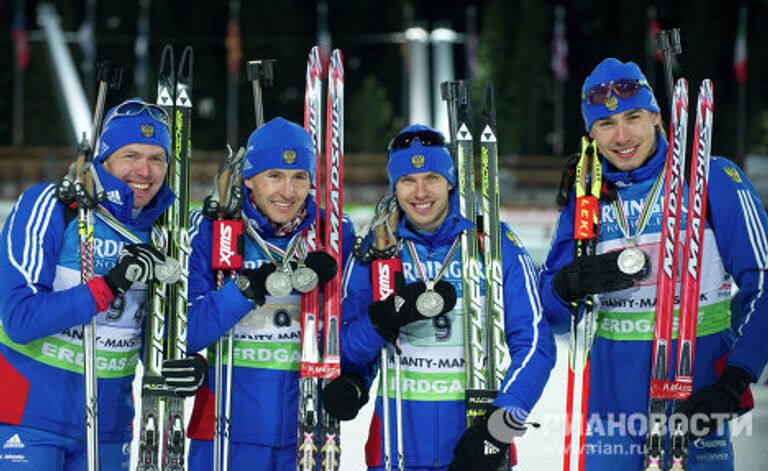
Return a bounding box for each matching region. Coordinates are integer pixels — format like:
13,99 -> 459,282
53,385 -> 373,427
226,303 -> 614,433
561,138 -> 601,471
367,195 -> 402,471
73,60 -> 122,471
655,29 -> 681,119
246,59 -> 275,128
207,145 -> 246,471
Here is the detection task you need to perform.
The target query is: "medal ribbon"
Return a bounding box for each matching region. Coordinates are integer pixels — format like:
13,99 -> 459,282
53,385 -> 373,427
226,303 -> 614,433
94,205 -> 163,245
242,215 -> 305,266
611,171 -> 664,244
404,237 -> 461,286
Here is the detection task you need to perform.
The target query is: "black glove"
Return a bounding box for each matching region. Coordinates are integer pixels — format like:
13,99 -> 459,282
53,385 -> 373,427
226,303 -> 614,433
450,407 -> 524,471
161,355 -> 208,398
322,373 -> 369,421
105,243 -> 177,296
676,365 -> 752,437
553,250 -> 646,302
368,280 -> 456,344
237,263 -> 277,306
303,250 -> 339,285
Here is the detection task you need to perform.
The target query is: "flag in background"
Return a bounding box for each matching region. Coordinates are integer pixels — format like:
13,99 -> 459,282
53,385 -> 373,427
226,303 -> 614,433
551,5 -> 568,81
646,6 -> 662,63
733,5 -> 747,85
11,5 -> 30,70
134,0 -> 151,93
225,16 -> 242,76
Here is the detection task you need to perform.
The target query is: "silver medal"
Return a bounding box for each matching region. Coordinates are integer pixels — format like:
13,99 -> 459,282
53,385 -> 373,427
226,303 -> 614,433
155,257 -> 181,284
291,265 -> 319,293
617,247 -> 647,276
416,289 -> 444,318
266,266 -> 293,297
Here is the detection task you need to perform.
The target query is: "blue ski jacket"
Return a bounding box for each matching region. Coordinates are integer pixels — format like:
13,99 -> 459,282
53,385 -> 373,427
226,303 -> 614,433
0,163 -> 175,443
340,194 -> 556,468
539,133 -> 768,465
186,187 -> 355,448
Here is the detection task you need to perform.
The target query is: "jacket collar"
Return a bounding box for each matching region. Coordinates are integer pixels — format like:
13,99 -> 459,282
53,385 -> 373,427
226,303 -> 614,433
396,191 -> 473,248
601,132 -> 668,187
94,162 -> 175,230
241,185 -> 318,239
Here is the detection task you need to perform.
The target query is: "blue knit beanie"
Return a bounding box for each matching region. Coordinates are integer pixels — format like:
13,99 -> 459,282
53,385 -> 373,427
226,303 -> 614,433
387,124 -> 455,191
242,117 -> 316,181
581,58 -> 660,132
94,98 -> 171,163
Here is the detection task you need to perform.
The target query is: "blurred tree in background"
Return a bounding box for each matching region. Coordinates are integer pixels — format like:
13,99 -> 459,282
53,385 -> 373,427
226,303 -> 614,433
1,0 -> 766,162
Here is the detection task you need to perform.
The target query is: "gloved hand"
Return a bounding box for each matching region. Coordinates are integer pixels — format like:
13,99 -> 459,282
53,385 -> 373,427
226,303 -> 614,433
237,263 -> 277,306
676,365 -> 752,437
160,355 -> 208,398
292,250 -> 339,293
322,373 -> 369,421
449,406 -> 525,471
553,250 -> 646,302
105,243 -> 179,296
304,251 -> 338,284
368,280 -> 456,344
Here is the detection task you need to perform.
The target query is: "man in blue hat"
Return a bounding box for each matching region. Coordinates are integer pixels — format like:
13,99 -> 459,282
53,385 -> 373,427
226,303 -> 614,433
540,58 -> 768,469
0,98 -> 205,470
185,117 -> 356,469
337,124 -> 555,470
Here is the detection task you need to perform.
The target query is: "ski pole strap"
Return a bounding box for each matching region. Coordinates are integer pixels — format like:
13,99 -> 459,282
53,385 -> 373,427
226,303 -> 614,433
242,216 -> 305,265
611,171 -> 664,244
594,302 -> 731,341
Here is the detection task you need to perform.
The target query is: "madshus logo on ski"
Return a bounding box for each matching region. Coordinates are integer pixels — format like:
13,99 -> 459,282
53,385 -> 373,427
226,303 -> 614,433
2,434 -> 24,449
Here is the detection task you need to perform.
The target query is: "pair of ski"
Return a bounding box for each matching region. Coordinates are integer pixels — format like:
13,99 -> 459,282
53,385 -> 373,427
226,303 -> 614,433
444,80 -> 509,434
644,78 -> 714,471
297,45 -> 345,471
450,81 -> 515,467
561,79 -> 714,471
442,80 -> 507,429
137,44 -> 194,471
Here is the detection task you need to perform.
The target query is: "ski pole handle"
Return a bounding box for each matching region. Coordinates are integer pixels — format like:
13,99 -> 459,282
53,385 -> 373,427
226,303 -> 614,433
246,59 -> 275,127
655,28 -> 681,116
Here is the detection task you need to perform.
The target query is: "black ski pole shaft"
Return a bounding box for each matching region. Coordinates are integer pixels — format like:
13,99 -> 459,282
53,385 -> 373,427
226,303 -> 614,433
246,60 -> 275,127
655,28 -> 682,116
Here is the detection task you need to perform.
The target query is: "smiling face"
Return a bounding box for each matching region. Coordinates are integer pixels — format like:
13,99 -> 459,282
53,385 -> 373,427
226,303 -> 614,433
101,143 -> 168,208
395,171 -> 452,233
245,168 -> 311,224
589,108 -> 661,172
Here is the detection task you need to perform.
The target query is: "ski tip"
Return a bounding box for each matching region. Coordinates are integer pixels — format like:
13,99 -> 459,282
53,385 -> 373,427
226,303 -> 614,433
480,125 -> 497,143
457,123 -> 472,140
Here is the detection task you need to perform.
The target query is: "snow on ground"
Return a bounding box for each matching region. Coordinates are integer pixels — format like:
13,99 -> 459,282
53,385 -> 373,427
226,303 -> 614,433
130,336 -> 768,469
